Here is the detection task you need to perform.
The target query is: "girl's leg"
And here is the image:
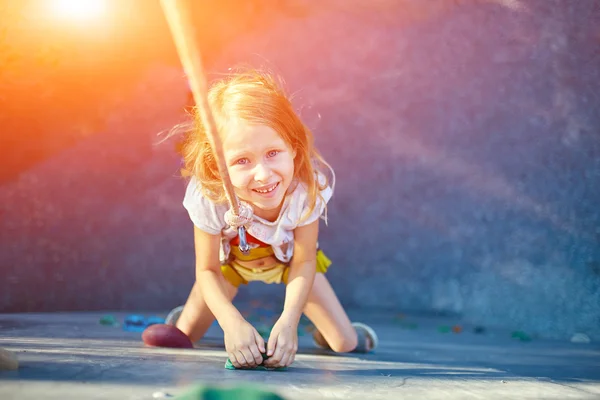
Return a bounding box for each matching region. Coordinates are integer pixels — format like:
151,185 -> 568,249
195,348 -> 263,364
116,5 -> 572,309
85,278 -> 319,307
173,279 -> 238,342
302,273 -> 360,353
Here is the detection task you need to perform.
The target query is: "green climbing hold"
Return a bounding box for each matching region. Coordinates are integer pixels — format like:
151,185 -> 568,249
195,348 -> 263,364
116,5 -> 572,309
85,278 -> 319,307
174,383 -> 285,399
99,315 -> 119,326
437,325 -> 451,333
224,353 -> 287,371
511,331 -> 532,342
399,322 -> 418,329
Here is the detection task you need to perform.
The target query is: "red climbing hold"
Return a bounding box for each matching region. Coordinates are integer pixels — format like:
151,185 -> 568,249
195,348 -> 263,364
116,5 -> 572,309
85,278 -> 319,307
142,324 -> 194,349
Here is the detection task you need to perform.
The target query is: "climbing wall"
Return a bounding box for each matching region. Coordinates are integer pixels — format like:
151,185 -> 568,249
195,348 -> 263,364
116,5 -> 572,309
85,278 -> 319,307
1,0 -> 599,341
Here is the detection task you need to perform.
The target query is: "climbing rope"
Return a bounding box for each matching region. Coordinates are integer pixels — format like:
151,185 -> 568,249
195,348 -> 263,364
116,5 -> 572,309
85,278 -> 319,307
160,0 -> 252,253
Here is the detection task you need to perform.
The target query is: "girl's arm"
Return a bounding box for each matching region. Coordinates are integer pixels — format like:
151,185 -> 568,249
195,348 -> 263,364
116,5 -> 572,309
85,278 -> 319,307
264,219 -> 319,367
193,226 -> 244,330
281,218 -> 320,322
193,226 -> 266,368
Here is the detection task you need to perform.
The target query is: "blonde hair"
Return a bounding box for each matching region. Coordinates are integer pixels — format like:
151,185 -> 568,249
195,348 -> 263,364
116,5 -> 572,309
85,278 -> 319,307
176,69 -> 332,222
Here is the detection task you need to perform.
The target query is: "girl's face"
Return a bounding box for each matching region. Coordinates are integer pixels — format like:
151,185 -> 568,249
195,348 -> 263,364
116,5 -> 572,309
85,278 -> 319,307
222,121 -> 296,220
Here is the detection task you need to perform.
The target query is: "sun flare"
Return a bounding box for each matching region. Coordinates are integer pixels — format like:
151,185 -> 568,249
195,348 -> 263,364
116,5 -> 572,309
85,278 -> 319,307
50,0 -> 107,21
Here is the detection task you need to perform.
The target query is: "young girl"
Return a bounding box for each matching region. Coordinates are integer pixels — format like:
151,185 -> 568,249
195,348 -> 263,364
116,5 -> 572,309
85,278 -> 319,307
167,70 -> 378,369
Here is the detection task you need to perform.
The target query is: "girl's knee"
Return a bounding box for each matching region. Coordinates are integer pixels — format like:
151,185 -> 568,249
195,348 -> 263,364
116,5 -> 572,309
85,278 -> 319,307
329,330 -> 358,353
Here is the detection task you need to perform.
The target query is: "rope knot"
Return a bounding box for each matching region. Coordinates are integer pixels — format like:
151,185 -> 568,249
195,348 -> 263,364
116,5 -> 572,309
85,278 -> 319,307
224,201 -> 253,229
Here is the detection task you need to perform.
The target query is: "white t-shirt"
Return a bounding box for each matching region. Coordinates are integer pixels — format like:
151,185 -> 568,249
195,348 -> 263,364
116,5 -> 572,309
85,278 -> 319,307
182,173 -> 333,265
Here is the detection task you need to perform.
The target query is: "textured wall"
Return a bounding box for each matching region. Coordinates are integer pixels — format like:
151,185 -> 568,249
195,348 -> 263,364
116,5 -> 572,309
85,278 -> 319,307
1,0 -> 599,341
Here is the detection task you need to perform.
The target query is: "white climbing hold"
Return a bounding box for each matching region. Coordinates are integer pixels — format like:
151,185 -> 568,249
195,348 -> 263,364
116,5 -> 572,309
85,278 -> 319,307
0,347 -> 19,370
570,333 -> 591,344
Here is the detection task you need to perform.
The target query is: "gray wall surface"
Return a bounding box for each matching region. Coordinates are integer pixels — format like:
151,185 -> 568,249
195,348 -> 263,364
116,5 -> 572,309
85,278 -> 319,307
1,0 -> 599,341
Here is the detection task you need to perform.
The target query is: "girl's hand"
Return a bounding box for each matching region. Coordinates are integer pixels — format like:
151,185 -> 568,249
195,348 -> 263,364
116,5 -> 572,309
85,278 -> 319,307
223,318 -> 265,368
264,313 -> 298,368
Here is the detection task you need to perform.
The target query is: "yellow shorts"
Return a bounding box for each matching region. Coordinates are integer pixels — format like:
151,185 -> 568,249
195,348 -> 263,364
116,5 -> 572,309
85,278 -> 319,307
221,249 -> 332,288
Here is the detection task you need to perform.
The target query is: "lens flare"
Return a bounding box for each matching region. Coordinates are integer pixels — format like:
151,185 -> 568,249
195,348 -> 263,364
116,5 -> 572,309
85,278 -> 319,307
51,0 -> 106,21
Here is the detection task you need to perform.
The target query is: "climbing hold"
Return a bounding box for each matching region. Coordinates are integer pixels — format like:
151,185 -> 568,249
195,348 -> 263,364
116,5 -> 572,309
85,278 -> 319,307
437,325 -> 451,333
473,326 -> 486,334
570,333 -> 591,344
224,354 -> 287,371
142,324 -> 194,349
146,316 -> 166,326
174,383 -> 285,399
452,325 -> 462,333
123,315 -> 166,332
511,331 -> 532,342
399,322 -> 418,330
123,314 -> 147,332
99,314 -> 119,327
0,347 -> 19,371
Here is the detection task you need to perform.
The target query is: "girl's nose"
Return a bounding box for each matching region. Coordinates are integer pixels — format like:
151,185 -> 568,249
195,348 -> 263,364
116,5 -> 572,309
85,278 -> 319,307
254,163 -> 273,183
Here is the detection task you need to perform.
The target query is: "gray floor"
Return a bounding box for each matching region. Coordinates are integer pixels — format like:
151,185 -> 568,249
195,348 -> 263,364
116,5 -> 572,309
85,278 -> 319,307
1,311 -> 599,399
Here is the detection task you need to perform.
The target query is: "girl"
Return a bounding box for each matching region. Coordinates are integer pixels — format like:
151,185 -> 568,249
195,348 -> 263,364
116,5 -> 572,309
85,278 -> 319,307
167,70 -> 378,369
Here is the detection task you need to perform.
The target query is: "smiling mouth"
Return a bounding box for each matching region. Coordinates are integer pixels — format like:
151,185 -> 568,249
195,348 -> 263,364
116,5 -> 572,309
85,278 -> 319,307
252,182 -> 279,194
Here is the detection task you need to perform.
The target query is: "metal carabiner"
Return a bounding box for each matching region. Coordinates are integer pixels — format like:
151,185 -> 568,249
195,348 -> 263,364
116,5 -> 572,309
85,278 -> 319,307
237,226 -> 250,255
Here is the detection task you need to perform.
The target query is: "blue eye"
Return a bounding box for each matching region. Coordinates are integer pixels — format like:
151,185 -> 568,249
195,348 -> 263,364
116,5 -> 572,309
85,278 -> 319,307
267,150 -> 279,158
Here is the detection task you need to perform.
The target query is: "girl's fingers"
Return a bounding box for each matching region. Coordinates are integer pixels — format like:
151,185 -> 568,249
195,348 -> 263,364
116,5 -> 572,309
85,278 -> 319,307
279,351 -> 291,368
235,350 -> 250,368
254,330 -> 266,354
265,345 -> 284,367
229,352 -> 242,369
239,348 -> 256,367
267,333 -> 278,357
248,343 -> 263,365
